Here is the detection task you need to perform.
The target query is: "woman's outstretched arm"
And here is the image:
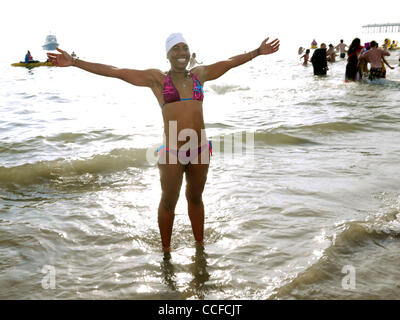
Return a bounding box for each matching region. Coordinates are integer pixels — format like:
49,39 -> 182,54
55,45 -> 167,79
47,48 -> 161,87
193,37 -> 280,82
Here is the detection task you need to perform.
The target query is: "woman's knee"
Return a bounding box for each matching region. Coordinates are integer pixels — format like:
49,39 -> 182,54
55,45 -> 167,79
159,194 -> 179,211
185,188 -> 203,206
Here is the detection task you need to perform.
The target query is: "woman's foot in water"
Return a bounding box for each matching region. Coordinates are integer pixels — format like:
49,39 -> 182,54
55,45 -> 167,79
163,247 -> 172,261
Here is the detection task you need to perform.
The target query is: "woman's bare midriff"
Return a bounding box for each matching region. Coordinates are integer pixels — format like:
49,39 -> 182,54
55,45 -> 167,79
161,100 -> 207,148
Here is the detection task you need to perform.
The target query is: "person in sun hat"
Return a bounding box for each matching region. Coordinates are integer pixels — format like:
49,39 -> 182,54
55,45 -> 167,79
47,33 -> 280,254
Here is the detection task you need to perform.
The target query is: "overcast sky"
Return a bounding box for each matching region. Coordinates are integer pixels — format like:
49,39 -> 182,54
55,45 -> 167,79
2,0 -> 399,64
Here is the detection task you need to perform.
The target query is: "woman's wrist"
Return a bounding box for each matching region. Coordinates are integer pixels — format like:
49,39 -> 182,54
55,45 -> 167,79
72,57 -> 78,67
249,49 -> 260,60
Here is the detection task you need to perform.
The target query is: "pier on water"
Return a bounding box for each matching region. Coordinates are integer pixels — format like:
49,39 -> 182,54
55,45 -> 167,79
362,23 -> 400,33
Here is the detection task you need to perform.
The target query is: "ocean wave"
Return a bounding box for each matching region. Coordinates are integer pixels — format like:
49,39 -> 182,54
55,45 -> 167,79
0,130 -> 133,154
285,121 -> 367,134
373,114 -> 400,123
0,148 -> 152,185
45,132 -> 87,142
303,121 -> 367,133
253,131 -> 316,145
205,122 -> 234,129
270,199 -> 400,299
206,131 -> 315,149
208,84 -> 250,95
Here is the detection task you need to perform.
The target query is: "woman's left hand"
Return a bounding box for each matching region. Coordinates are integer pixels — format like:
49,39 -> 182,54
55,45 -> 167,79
258,38 -> 280,55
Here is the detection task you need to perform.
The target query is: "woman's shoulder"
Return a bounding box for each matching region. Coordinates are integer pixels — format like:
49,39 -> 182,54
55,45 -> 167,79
147,69 -> 168,86
150,69 -> 167,77
189,66 -> 206,83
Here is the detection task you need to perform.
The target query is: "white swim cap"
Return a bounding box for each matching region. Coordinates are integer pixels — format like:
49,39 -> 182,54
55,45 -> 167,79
166,33 -> 187,55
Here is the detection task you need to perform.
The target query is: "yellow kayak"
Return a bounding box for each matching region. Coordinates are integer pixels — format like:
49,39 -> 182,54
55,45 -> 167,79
11,61 -> 54,68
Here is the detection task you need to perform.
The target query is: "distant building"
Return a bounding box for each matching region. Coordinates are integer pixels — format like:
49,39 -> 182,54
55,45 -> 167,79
362,23 -> 400,33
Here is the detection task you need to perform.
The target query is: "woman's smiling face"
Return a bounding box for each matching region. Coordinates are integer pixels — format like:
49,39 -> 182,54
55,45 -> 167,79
167,42 -> 190,70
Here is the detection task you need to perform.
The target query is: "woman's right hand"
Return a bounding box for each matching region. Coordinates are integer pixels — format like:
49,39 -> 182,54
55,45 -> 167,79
47,48 -> 74,67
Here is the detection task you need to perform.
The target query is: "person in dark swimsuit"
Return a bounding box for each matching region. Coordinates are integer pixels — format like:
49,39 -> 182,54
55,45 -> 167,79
311,43 -> 329,75
345,38 -> 363,82
47,34 -> 280,253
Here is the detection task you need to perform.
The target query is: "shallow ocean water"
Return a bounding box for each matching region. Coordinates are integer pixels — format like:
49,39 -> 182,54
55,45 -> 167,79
1,50 -> 400,299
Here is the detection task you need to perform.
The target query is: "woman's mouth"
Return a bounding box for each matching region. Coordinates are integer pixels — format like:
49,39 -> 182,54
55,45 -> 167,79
177,58 -> 187,63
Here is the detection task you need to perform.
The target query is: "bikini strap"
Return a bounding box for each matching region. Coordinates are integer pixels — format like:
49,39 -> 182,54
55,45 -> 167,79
190,71 -> 204,97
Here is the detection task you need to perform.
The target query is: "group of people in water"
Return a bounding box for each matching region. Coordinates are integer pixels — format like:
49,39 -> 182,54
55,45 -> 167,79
299,40 -> 347,66
299,38 -> 398,81
383,39 -> 399,50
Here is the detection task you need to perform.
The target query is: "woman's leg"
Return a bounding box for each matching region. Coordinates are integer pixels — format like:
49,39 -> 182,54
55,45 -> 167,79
158,161 -> 185,252
185,161 -> 209,245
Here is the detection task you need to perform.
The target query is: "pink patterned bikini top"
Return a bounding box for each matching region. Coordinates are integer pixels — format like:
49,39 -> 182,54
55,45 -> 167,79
162,71 -> 204,108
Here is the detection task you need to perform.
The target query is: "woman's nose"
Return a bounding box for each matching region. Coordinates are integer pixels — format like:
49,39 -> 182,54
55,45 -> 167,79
177,48 -> 187,56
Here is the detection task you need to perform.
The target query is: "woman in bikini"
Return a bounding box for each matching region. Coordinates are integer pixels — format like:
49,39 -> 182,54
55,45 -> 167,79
300,49 -> 310,66
47,33 -> 280,253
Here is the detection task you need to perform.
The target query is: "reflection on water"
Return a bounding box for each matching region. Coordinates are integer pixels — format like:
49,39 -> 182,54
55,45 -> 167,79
161,252 -> 177,292
187,245 -> 210,299
161,245 -> 210,299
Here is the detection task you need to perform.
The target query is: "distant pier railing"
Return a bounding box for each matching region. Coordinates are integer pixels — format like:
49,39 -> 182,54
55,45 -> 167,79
362,23 -> 400,33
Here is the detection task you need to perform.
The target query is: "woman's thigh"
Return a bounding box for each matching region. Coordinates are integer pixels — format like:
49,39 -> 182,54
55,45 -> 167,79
158,162 -> 185,202
185,163 -> 209,201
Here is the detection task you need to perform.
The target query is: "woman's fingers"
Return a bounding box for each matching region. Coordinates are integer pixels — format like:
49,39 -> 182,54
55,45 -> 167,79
268,39 -> 279,45
46,52 -> 62,66
263,38 -> 279,45
259,37 -> 280,55
269,40 -> 280,48
260,37 -> 280,54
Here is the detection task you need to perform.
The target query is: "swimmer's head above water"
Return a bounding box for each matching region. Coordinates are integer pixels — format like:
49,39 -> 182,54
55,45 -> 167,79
165,33 -> 190,71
